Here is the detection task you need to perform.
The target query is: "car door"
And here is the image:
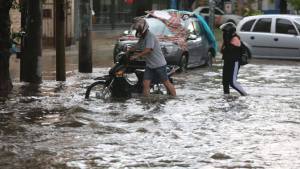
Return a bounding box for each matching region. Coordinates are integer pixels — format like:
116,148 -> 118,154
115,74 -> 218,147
242,17 -> 273,58
193,20 -> 208,65
185,19 -> 205,67
271,18 -> 300,58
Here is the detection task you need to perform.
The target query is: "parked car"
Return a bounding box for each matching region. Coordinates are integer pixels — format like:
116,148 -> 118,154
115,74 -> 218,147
236,15 -> 300,59
113,10 -> 217,71
193,6 -> 243,26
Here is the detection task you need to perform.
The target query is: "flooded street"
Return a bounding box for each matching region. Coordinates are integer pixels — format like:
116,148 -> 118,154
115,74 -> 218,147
1,59 -> 300,169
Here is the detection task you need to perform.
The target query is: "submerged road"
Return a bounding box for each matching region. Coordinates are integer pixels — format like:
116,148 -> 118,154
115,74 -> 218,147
1,59 -> 300,169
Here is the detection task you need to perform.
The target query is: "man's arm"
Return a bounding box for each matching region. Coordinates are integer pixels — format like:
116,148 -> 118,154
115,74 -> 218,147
131,48 -> 152,60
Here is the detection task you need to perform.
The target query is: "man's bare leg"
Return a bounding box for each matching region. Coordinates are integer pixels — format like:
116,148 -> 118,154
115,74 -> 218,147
143,80 -> 151,96
163,80 -> 176,96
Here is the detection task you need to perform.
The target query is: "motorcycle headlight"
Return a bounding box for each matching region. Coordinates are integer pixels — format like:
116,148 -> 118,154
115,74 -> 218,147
122,44 -> 133,52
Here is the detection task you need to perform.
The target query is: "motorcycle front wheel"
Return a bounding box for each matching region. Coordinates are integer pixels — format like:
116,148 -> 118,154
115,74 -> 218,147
85,80 -> 112,100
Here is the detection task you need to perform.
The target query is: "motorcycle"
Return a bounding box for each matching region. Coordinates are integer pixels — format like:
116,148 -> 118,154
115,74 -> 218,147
85,52 -> 178,99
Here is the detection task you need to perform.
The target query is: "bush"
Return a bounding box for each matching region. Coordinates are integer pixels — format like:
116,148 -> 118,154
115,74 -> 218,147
242,7 -> 263,16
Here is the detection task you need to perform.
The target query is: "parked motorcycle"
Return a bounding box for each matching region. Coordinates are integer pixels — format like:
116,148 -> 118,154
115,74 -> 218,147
85,52 -> 178,99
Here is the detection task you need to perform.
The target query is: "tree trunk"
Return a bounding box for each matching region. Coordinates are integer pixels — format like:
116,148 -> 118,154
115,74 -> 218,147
0,0 -> 13,97
22,0 -> 42,83
79,0 -> 93,73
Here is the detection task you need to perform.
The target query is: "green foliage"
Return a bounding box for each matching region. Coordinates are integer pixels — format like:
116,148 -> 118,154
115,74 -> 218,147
240,0 -> 263,16
289,0 -> 300,10
242,8 -> 263,16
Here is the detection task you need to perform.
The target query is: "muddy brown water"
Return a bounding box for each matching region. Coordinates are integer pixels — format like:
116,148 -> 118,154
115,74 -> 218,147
1,59 -> 300,169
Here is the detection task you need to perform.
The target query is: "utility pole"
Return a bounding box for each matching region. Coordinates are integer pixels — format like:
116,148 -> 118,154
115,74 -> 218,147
22,0 -> 42,83
79,0 -> 93,73
209,0 -> 215,31
110,0 -> 115,30
74,0 -> 80,40
280,0 -> 288,14
55,0 -> 66,81
20,0 -> 27,81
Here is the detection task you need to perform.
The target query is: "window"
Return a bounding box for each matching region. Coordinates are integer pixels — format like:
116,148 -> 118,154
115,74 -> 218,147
43,9 -> 52,18
200,8 -> 209,14
253,18 -> 272,33
193,21 -> 203,35
214,8 -> 223,15
186,22 -> 195,34
241,19 -> 255,32
294,22 -> 300,34
276,18 -> 297,35
146,18 -> 173,36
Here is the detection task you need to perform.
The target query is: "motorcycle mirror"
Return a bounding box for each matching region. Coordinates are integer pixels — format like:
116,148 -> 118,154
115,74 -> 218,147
188,34 -> 197,40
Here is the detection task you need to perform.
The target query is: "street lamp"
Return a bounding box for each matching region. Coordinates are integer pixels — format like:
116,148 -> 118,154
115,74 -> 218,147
209,0 -> 216,31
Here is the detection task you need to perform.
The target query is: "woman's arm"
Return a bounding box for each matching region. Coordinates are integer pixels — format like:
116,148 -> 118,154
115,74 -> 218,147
230,36 -> 241,47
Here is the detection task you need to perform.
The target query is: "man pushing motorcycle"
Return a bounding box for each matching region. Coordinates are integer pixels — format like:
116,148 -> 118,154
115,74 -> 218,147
128,18 -> 176,97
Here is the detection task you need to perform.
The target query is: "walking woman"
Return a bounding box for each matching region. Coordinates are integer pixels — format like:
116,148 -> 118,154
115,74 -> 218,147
220,22 -> 247,96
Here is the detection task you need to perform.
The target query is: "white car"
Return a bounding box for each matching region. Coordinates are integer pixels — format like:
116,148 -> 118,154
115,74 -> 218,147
193,6 -> 243,26
237,15 -> 300,59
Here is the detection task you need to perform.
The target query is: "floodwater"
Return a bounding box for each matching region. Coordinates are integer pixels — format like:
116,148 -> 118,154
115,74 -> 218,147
1,59 -> 300,169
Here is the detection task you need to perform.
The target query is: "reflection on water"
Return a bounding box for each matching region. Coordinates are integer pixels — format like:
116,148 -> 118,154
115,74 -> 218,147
1,60 -> 300,168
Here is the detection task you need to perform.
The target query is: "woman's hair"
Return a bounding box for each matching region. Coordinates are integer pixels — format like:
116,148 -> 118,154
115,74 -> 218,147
220,22 -> 237,45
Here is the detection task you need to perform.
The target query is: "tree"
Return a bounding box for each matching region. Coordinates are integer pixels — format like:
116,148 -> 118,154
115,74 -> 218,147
289,0 -> 300,13
0,0 -> 13,97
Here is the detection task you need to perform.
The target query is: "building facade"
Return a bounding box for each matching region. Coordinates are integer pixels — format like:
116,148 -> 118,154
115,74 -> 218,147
10,0 -> 75,47
92,0 -> 195,29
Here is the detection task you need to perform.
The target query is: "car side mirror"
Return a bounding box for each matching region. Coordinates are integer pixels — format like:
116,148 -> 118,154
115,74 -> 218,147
188,34 -> 197,40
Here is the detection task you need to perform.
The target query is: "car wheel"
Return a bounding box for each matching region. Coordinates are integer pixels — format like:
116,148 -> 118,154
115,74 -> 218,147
227,20 -> 236,25
178,54 -> 188,72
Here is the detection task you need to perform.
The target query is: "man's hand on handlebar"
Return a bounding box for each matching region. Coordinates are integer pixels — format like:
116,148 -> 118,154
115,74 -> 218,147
129,55 -> 139,61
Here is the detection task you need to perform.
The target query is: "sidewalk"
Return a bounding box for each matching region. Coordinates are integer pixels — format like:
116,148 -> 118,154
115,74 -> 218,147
10,30 -> 125,81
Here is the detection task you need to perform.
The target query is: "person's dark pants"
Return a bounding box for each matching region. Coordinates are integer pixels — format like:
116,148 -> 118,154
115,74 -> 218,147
222,61 -> 247,96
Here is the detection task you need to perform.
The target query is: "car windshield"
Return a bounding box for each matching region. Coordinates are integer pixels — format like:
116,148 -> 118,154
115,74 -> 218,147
129,18 -> 174,37
295,18 -> 300,24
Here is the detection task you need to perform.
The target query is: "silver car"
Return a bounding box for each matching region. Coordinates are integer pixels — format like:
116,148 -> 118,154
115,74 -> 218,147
113,14 -> 216,70
237,15 -> 300,59
193,6 -> 243,26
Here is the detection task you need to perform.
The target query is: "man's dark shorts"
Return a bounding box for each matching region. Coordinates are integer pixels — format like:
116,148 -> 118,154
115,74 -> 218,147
144,65 -> 168,82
